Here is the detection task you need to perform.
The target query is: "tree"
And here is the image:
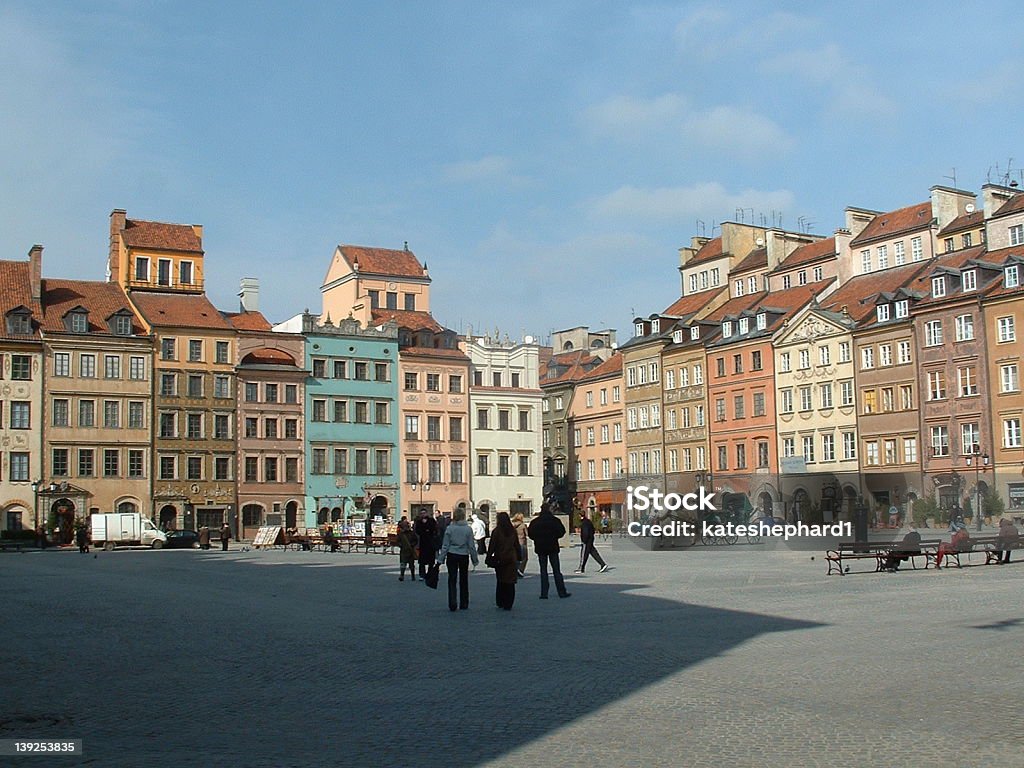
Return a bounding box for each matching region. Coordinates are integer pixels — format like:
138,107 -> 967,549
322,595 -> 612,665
983,489 -> 1006,519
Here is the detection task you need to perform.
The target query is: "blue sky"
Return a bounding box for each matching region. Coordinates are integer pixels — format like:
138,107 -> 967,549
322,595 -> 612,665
2,1 -> 1022,342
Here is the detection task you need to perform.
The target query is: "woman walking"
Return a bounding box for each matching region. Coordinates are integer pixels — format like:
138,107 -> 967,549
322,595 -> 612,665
396,519 -> 419,581
436,508 -> 478,611
512,512 -> 529,577
486,512 -> 521,610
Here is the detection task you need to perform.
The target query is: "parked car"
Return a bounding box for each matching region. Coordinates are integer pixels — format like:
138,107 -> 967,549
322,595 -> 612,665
164,529 -> 200,549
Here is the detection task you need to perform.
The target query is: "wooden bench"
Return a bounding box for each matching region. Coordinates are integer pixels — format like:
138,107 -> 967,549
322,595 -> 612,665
928,535 -> 998,569
826,540 -> 940,575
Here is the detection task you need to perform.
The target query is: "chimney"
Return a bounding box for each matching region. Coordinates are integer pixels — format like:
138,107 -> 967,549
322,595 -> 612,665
28,245 -> 42,303
844,207 -> 877,239
239,277 -> 260,312
930,185 -> 975,231
982,184 -> 1017,220
109,209 -> 126,284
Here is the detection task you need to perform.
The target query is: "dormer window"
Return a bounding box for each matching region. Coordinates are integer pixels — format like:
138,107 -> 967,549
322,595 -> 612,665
734,279 -> 744,297
895,299 -> 909,319
962,269 -> 977,292
66,310 -> 88,334
690,326 -> 700,340
634,322 -> 644,337
877,304 -> 890,322
931,276 -> 946,298
756,312 -> 766,330
110,313 -> 132,336
722,321 -> 733,338
738,318 -> 749,334
672,329 -> 683,344
651,319 -> 660,333
6,309 -> 32,336
1005,265 -> 1020,289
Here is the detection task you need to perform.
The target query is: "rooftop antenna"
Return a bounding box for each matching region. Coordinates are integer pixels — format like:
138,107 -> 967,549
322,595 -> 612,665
696,219 -> 706,237
711,221 -> 720,235
735,207 -> 744,223
943,167 -> 957,189
759,212 -> 767,227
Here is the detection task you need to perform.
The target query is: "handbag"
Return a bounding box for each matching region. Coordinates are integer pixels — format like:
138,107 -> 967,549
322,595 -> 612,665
424,563 -> 440,589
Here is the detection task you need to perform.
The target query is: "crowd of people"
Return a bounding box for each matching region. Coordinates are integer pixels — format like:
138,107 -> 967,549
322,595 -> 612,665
392,502 -> 612,612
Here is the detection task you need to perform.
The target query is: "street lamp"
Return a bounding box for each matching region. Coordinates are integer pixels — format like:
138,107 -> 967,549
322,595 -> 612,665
30,480 -> 39,531
409,481 -> 431,517
965,444 -> 990,531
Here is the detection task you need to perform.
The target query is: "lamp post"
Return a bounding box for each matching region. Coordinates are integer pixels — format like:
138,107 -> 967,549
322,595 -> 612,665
409,481 -> 431,518
965,444 -> 990,532
30,479 -> 39,532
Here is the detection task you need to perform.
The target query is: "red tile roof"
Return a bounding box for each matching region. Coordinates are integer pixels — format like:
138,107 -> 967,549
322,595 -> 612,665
339,245 -> 426,278
684,237 -> 724,266
41,279 -> 144,335
240,348 -> 299,366
981,245 -> 1024,300
661,288 -> 723,317
732,247 -> 767,274
702,292 -> 766,322
223,311 -> 272,331
907,245 -> 990,309
937,210 -> 984,236
577,352 -> 622,383
540,350 -> 603,386
399,346 -> 470,362
129,292 -> 232,330
371,308 -> 442,333
850,202 -> 932,246
122,219 -> 203,253
821,261 -> 930,323
0,260 -> 41,341
994,193 -> 1024,218
775,237 -> 836,271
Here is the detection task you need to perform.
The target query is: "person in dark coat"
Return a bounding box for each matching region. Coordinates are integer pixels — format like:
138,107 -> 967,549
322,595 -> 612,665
996,518 -> 1021,563
199,525 -> 210,550
527,503 -> 571,599
219,523 -> 231,551
487,512 -> 522,610
396,520 -> 419,581
414,508 -> 438,578
575,514 -> 609,574
882,529 -> 921,571
75,523 -> 89,554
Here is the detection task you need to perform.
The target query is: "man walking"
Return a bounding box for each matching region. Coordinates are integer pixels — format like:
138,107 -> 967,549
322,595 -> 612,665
527,503 -> 571,599
219,522 -> 231,552
414,508 -> 438,579
576,513 -> 609,574
470,512 -> 487,555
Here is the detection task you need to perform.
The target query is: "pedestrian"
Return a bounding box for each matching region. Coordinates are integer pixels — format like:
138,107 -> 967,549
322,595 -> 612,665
199,525 -> 210,550
219,523 -> 231,551
323,524 -> 337,553
599,511 -> 611,539
396,520 -> 419,581
512,512 -> 529,577
996,518 -> 1020,564
527,503 -> 571,599
882,529 -> 921,571
436,510 -> 450,549
414,508 -> 438,579
486,512 -> 522,610
75,523 -> 89,554
576,513 -> 609,574
470,512 -> 487,555
36,524 -> 47,550
436,507 -> 478,611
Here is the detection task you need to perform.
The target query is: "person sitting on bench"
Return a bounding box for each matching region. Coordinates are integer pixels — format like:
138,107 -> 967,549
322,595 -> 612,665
882,530 -> 921,571
995,518 -> 1021,564
934,526 -> 972,569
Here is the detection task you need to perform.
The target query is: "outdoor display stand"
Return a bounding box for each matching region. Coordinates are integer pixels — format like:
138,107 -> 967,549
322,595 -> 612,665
252,526 -> 284,549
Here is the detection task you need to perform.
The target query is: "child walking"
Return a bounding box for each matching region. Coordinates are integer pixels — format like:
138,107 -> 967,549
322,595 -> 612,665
397,519 -> 419,581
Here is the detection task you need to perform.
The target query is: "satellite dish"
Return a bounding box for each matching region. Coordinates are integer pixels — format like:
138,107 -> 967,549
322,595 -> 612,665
755,238 -> 765,246
965,203 -> 975,213
524,335 -> 534,344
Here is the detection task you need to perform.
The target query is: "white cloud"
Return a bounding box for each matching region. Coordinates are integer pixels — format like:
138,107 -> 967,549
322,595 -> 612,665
673,7 -> 814,58
587,182 -> 795,224
683,105 -> 792,155
441,155 -> 525,185
584,93 -> 688,138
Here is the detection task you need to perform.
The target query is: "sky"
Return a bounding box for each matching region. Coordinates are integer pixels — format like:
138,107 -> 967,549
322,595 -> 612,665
2,1 -> 1023,344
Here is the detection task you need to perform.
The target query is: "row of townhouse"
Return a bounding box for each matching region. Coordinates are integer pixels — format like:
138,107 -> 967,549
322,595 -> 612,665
0,213 -> 544,539
537,182 -> 1024,525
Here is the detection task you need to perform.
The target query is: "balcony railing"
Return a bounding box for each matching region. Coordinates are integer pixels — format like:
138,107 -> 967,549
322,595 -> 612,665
127,277 -> 205,293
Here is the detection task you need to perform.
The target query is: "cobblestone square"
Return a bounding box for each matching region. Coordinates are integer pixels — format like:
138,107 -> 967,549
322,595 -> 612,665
2,540 -> 1022,767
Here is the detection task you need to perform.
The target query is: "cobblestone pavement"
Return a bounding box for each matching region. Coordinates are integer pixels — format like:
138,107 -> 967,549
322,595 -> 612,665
2,539 -> 1022,767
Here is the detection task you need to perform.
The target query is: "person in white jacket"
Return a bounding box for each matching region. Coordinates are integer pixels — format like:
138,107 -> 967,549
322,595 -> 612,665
470,512 -> 487,555
437,508 -> 479,611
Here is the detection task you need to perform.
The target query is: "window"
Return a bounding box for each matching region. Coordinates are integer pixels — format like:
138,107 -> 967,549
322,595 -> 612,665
135,256 -> 150,282
911,236 -> 923,261
861,347 -> 874,369
749,350 -> 762,371
717,445 -> 728,471
1000,363 -> 1019,392
285,384 -> 298,403
216,341 -> 229,364
285,419 -> 297,439
797,270 -> 807,286
187,413 -> 202,439
900,385 -> 913,410
690,326 -> 700,341
10,453 -> 29,482
264,457 -> 278,482
386,292 -> 398,310
879,345 -> 892,367
448,374 -> 462,394
904,437 -> 917,463
555,396 -> 564,410
944,237 -> 955,253
924,320 -> 943,346
820,383 -> 833,408
12,354 -> 32,380
753,392 -> 765,417
245,382 -> 258,402
931,426 -> 950,456
799,386 -> 812,412
780,389 -> 793,414
861,250 -> 871,273
103,400 -> 119,428
734,279 -> 743,297
757,441 -> 769,468
54,353 -> 70,377
691,368 -> 701,386
862,390 -> 877,414
375,401 -> 389,425
52,399 -> 69,427
52,448 -> 69,477
477,454 -> 489,476
404,293 -> 416,311
722,321 -> 732,338
783,275 -> 792,289
1010,224 -> 1024,247
884,439 -> 897,465
312,400 -> 326,422
334,449 -> 348,474
689,274 -> 697,293
783,438 -> 795,458
1006,265 -> 1020,288
354,402 -> 369,424
780,352 -> 791,372
244,458 -> 258,483
187,456 -> 203,480
798,349 -> 810,370
405,415 -> 420,439
187,375 -> 203,398
749,277 -> 758,294
733,354 -> 743,374
838,342 -> 851,363
958,366 -> 977,396
840,380 -> 854,406
244,417 -> 258,438
735,444 -> 746,469
104,450 -> 119,477
161,339 -> 176,361
715,399 -> 726,422
895,300 -> 909,319
928,370 -> 946,400
897,340 -> 912,365
214,413 -> 229,439
478,409 -> 490,430
962,269 -> 977,291
865,441 -> 879,466
894,241 -> 905,265
819,434 -> 835,462
427,415 -> 441,441
614,423 -> 623,441
10,401 -> 30,429
802,436 -> 814,463
80,449 -> 96,477
818,346 -> 830,367
450,417 -> 463,441
68,311 -> 88,333
188,340 -> 203,362
733,395 -> 745,419
961,423 -> 980,455
404,372 -> 418,391
129,356 -> 146,380
738,318 -> 749,335
931,277 -> 946,298
1003,418 -> 1022,448
876,304 -> 890,323
877,245 -> 888,269
79,400 -> 95,427
998,316 -> 1016,343
332,400 -> 347,423
214,376 -> 230,398
264,418 -> 278,438
843,432 -> 856,460
881,387 -> 894,412
426,373 -> 440,392
716,358 -> 725,378
312,449 -> 327,475
179,261 -> 194,286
